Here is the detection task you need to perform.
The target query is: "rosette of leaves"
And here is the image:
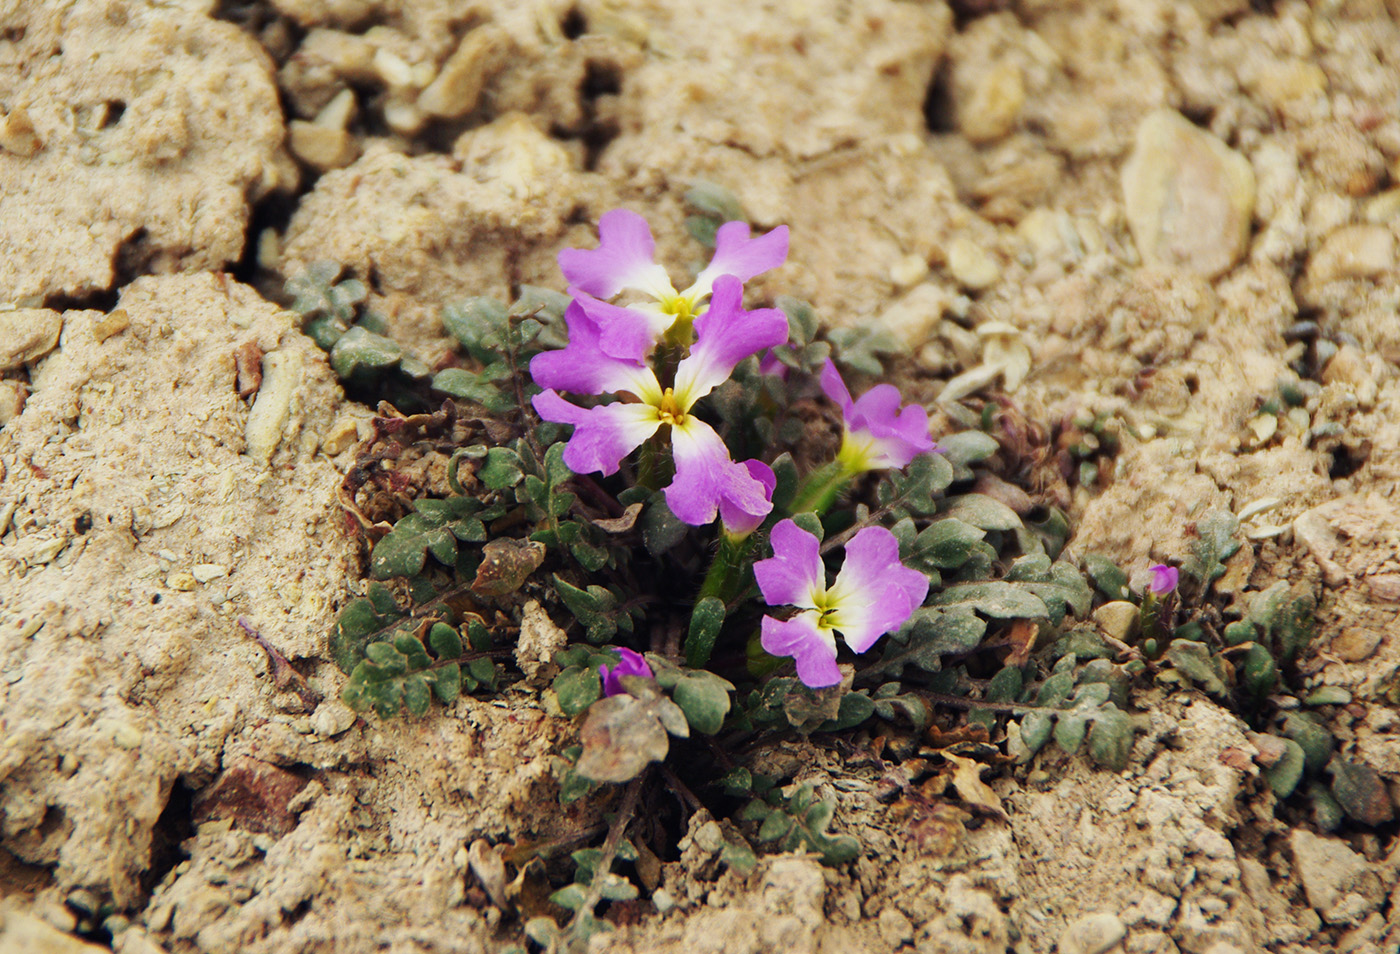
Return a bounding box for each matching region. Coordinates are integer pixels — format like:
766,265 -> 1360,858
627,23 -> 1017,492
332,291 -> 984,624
732,777 -> 860,866
1007,653 -> 1140,771
331,583 -> 498,717
433,287 -> 568,414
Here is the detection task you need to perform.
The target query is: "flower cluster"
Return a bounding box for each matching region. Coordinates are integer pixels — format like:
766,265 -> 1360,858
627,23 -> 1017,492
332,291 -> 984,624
532,210 -> 789,528
531,209 -> 938,687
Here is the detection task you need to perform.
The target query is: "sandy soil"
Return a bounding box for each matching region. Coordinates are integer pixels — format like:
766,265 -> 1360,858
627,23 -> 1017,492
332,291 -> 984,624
2,1 -> 1400,952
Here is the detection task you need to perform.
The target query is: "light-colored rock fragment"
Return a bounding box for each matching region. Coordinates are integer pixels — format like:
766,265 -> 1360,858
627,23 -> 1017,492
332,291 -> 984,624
1293,507 -> 1345,586
0,309 -> 63,370
0,105 -> 42,156
1329,628 -> 1381,663
320,415 -> 362,456
167,571 -> 198,591
1305,225 -> 1394,285
92,309 -> 130,343
877,283 -> 950,348
310,701 -> 357,738
1289,829 -> 1383,925
418,25 -> 512,119
516,600 -> 568,684
1363,188 -> 1400,223
245,349 -> 304,463
0,907 -> 109,953
958,61 -> 1025,144
289,122 -> 358,172
1057,912 -> 1126,954
1122,109 -> 1255,277
890,253 -> 930,289
191,564 -> 228,584
947,236 -> 1001,290
1094,602 -> 1139,641
0,381 -> 26,427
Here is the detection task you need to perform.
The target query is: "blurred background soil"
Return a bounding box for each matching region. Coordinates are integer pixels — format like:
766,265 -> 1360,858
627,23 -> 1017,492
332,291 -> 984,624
1,1 -> 1399,951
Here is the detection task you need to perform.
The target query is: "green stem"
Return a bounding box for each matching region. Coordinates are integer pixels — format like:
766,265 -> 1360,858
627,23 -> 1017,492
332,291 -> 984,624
686,533 -> 754,668
787,460 -> 855,517
697,533 -> 750,604
1139,593 -> 1167,657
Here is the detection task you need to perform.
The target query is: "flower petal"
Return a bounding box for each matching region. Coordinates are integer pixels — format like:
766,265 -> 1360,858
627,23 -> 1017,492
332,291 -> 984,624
761,613 -> 841,688
685,221 -> 790,301
558,209 -> 675,301
673,276 -> 788,406
665,419 -> 739,526
532,390 -> 660,476
569,292 -> 672,363
719,459 -> 776,536
530,301 -> 660,397
753,518 -> 824,610
819,359 -> 855,415
828,526 -> 929,653
600,647 -> 654,697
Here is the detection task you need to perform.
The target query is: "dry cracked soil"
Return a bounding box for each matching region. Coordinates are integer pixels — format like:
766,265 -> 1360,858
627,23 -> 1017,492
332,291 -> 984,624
2,1 -> 1400,952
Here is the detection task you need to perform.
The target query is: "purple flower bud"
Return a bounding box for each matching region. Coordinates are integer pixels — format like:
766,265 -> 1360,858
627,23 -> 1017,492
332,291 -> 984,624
1148,564 -> 1179,597
599,648 -> 654,697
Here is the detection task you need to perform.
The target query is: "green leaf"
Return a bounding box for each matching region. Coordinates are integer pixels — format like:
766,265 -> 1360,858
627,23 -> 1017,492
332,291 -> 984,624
1018,711 -> 1054,757
643,495 -> 688,556
549,884 -> 587,912
552,576 -> 620,643
1164,639 -> 1228,697
479,447 -> 524,490
940,494 -> 1022,532
672,671 -> 734,735
1282,713 -> 1334,775
1054,710 -> 1089,755
1181,509 -> 1241,586
430,368 -> 512,412
442,297 -> 509,360
1087,706 -> 1135,771
904,518 -> 987,571
432,663 -> 462,704
403,674 -> 432,717
684,596 -> 727,670
1265,738 -> 1305,799
428,623 -> 463,660
1083,554 -> 1130,601
867,607 -> 986,678
932,581 -> 1049,620
330,592 -> 405,674
818,691 -> 876,732
329,326 -> 404,383
937,430 -> 1000,471
553,666 -> 603,717
684,180 -> 746,223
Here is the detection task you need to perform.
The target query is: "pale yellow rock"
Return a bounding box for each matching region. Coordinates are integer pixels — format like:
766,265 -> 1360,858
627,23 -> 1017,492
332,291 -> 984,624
92,309 -> 130,343
1122,109 -> 1256,277
1306,225 -> 1394,284
167,571 -> 197,591
288,121 -> 358,171
418,25 -> 512,119
877,283 -> 950,349
0,906 -> 110,954
889,253 -> 930,289
320,415 -> 362,456
300,28 -> 377,82
1248,60 -> 1327,111
1094,601 -> 1139,640
0,308 -> 63,370
959,61 -> 1025,144
0,105 -> 42,156
1247,414 -> 1278,445
0,380 -> 25,427
1329,627 -> 1381,663
1362,188 -> 1400,223
947,236 -> 1000,290
245,349 -> 304,462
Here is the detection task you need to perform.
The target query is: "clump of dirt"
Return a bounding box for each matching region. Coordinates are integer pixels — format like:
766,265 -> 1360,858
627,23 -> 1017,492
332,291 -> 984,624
3,0 -> 1400,952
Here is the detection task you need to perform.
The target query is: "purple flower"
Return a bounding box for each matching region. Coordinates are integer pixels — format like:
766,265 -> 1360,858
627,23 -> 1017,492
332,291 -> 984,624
754,519 -> 929,688
531,276 -> 787,526
1148,564 -> 1179,597
558,209 -> 789,361
720,459 -> 776,538
600,648 -> 653,697
820,361 -> 935,474
757,349 -> 790,381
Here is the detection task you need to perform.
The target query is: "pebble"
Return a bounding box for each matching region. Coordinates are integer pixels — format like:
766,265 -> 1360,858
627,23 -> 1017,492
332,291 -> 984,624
0,908 -> 107,954
167,571 -> 197,591
245,349 -> 303,462
311,701 -> 357,737
1329,627 -> 1382,663
0,308 -> 63,370
0,104 -> 42,156
877,283 -> 950,348
91,309 -> 130,343
418,24 -> 511,119
191,563 -> 228,584
288,121 -> 357,171
1057,912 -> 1126,954
889,253 -> 930,289
1288,829 -> 1372,920
1362,187 -> 1400,223
947,236 -> 1001,290
320,416 -> 362,456
1306,224 -> 1394,285
1121,109 -> 1255,277
1093,602 -> 1139,642
0,380 -> 26,426
959,61 -> 1024,144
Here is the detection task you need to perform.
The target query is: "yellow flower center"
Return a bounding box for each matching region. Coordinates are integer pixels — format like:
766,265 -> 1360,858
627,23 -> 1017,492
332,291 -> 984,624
656,387 -> 686,426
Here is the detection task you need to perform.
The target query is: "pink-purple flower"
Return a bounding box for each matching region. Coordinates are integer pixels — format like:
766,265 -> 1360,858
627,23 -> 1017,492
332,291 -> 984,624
559,208 -> 789,361
600,648 -> 654,697
720,459 -> 776,538
754,519 -> 929,688
531,275 -> 787,527
1148,564 -> 1179,597
820,361 -> 935,474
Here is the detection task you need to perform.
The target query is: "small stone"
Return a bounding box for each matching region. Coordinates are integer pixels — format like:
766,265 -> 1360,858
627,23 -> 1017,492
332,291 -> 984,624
890,253 -> 930,289
1362,187 -> 1400,223
0,908 -> 108,953
947,236 -> 1000,290
191,563 -> 228,584
1093,602 -> 1139,642
692,820 -> 724,854
1247,414 -> 1278,445
877,283 -> 951,348
1122,109 -> 1255,277
311,701 -> 357,737
1306,225 -> 1394,285
288,121 -> 358,171
1248,60 -> 1326,111
193,757 -> 310,835
166,572 -> 197,591
92,309 -> 130,343
1058,912 -> 1127,954
320,416 -> 362,456
877,907 -> 914,946
0,104 -> 42,156
1364,574 -> 1400,602
0,380 -> 26,426
958,61 -> 1024,144
0,308 -> 63,370
1288,829 -> 1380,923
1329,628 -> 1381,662
418,25 -> 511,119
245,349 -> 303,462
